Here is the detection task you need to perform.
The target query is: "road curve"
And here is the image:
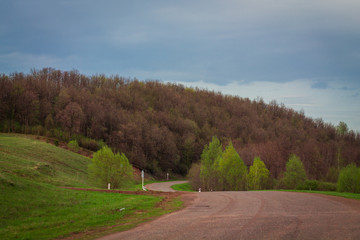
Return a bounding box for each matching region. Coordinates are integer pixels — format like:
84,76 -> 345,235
99,185 -> 360,240
145,180 -> 188,192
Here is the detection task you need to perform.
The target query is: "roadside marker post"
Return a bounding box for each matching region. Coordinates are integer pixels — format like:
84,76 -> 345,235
108,183 -> 110,190
141,170 -> 147,191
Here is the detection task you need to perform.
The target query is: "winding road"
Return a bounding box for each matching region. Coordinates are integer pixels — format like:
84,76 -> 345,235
99,181 -> 360,240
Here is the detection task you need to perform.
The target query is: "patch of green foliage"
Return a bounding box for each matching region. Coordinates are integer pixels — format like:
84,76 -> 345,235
200,136 -> 222,191
0,134 -> 180,240
171,182 -> 194,192
337,164 -> 360,193
67,139 -> 80,152
281,154 -> 307,189
88,146 -> 133,189
217,142 -> 247,191
194,137 -> 272,191
247,157 -> 270,190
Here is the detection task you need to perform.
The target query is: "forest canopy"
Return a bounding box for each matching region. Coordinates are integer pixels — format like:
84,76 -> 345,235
1,68 -> 359,179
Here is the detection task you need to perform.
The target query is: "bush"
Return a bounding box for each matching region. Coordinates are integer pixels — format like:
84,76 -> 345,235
318,181 -> 337,191
67,140 -> 80,152
79,137 -> 99,151
97,139 -> 107,149
54,140 -> 59,147
337,164 -> 360,193
52,128 -> 70,142
88,146 -> 133,189
297,180 -> 318,191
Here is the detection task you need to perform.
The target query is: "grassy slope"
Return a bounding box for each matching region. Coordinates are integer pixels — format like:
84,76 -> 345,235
171,182 -> 194,192
0,134 -> 181,240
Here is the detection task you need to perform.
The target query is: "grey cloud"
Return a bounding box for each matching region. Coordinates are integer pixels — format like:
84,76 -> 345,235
311,81 -> 328,89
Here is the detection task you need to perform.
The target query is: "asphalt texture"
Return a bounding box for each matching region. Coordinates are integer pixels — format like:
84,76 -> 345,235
99,182 -> 360,240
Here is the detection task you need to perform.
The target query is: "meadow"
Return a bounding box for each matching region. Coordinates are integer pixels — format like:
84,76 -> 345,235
0,134 -> 182,240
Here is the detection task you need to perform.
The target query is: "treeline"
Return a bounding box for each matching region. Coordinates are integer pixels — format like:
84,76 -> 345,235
189,136 -> 333,191
1,68 -> 359,180
190,137 -> 360,192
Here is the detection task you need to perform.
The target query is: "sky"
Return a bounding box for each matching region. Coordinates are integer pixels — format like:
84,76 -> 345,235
1,0 -> 359,131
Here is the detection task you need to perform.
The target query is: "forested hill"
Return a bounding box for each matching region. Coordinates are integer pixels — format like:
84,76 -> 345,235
1,68 -> 359,180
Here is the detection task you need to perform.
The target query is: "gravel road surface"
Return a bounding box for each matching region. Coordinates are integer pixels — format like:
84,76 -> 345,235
145,180 -> 188,192
99,182 -> 360,240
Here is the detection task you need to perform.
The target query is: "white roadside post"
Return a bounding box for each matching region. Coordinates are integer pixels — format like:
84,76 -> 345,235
108,183 -> 110,190
141,170 -> 147,191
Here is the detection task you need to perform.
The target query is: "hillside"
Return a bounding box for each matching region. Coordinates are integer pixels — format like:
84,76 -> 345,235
0,134 -> 177,240
0,134 -> 90,188
1,68 -> 360,180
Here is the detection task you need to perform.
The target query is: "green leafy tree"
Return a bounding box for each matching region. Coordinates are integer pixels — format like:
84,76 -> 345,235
200,136 -> 222,191
337,164 -> 360,193
217,142 -> 247,191
247,157 -> 270,190
336,121 -> 349,136
282,154 -> 307,189
67,140 -> 79,152
88,146 -> 133,188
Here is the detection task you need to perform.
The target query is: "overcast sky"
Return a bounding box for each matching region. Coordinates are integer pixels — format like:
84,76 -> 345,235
1,0 -> 359,131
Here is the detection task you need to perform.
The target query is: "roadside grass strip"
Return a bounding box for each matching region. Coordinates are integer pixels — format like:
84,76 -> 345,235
171,182 -> 194,192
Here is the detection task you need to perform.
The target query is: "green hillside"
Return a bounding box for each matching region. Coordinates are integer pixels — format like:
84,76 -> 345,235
0,134 -> 179,240
0,134 -> 90,188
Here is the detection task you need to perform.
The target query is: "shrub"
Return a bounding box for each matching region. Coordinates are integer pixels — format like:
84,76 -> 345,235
54,140 -> 59,147
67,140 -> 80,152
79,137 -> 99,151
52,128 -> 70,142
317,181 -> 337,191
297,180 -> 318,190
88,146 -> 133,189
97,139 -> 107,149
337,164 -> 360,193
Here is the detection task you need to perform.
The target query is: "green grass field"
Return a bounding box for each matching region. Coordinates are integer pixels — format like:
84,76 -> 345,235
0,134 -> 182,240
276,189 -> 360,200
171,182 -> 194,192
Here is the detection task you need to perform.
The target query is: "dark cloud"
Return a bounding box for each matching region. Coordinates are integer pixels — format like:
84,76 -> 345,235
1,0 -> 360,130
